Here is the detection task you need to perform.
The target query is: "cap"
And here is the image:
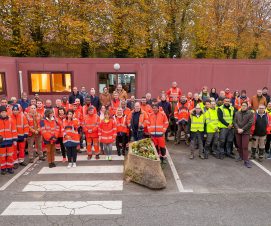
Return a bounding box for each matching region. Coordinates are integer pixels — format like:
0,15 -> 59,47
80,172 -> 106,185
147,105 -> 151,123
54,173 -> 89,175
0,106 -> 7,113
12,104 -> 19,111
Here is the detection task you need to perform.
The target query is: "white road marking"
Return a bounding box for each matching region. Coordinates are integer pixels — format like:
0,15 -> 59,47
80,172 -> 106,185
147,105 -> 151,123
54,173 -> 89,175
166,150 -> 193,193
1,201 -> 122,215
55,155 -> 124,161
0,157 -> 39,191
38,165 -> 124,174
251,160 -> 271,176
23,180 -> 123,192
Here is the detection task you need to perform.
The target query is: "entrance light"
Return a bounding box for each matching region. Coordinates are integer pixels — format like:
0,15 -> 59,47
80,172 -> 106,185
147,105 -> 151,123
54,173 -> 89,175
113,63 -> 120,71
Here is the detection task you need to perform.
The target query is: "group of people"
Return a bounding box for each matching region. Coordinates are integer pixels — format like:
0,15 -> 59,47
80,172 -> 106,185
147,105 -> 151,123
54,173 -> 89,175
0,82 -> 270,175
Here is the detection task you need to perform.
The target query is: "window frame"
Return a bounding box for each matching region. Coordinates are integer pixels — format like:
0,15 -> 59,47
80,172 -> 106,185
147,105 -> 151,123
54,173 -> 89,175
0,72 -> 7,96
28,71 -> 74,95
97,72 -> 137,97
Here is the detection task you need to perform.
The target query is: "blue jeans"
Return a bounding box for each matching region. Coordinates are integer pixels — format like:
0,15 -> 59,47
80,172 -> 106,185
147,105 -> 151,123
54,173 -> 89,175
103,143 -> 113,156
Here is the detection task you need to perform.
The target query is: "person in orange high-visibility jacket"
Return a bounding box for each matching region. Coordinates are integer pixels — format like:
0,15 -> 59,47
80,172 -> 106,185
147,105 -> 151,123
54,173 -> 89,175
11,105 -> 29,168
166,81 -> 182,102
141,97 -> 153,115
114,108 -> 129,156
82,96 -> 97,117
109,92 -> 121,116
63,109 -> 80,168
83,106 -> 100,160
234,90 -> 251,110
72,102 -> 84,150
121,100 -> 131,117
98,110 -> 117,161
36,100 -> 45,118
174,95 -> 191,145
148,104 -> 169,163
62,96 -> 71,112
127,102 -> 150,141
0,106 -> 18,175
40,109 -> 60,168
55,107 -> 67,162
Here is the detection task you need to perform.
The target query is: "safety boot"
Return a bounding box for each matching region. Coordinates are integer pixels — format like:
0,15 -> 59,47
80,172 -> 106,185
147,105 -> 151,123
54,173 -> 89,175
258,148 -> 265,162
250,148 -> 257,159
189,151 -> 194,160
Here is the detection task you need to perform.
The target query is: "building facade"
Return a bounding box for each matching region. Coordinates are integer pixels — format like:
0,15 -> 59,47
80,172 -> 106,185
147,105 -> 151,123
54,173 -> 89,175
0,56 -> 271,100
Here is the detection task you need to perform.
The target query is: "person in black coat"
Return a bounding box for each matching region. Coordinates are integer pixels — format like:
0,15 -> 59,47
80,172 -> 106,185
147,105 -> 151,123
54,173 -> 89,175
127,95 -> 136,110
158,94 -> 171,141
210,88 -> 219,100
69,87 -> 84,106
89,88 -> 101,111
262,87 -> 270,104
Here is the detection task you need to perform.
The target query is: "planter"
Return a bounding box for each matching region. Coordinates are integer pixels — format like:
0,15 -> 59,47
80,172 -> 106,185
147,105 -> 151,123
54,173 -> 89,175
124,139 -> 167,189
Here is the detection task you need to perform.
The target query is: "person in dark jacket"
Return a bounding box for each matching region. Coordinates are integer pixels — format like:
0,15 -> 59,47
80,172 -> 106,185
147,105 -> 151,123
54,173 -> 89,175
127,96 -> 136,110
251,104 -> 269,162
210,88 -> 219,100
158,94 -> 171,141
262,87 -> 270,104
217,98 -> 236,159
18,92 -> 29,111
89,88 -> 100,111
69,87 -> 84,106
233,102 -> 254,168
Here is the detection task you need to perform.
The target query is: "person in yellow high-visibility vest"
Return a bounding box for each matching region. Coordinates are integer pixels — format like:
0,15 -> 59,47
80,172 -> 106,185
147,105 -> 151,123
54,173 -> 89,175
187,104 -> 205,159
204,101 -> 219,159
217,98 -> 236,159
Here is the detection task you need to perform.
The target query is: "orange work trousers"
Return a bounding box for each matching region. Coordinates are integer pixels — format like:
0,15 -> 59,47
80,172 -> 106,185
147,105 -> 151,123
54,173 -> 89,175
0,147 -> 14,169
86,137 -> 100,155
13,141 -> 26,164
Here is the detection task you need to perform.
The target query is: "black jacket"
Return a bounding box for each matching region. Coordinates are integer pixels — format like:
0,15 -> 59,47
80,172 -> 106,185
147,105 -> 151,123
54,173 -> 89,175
69,92 -> 84,106
253,113 -> 268,136
218,105 -> 236,127
158,101 -> 171,118
89,95 -> 100,111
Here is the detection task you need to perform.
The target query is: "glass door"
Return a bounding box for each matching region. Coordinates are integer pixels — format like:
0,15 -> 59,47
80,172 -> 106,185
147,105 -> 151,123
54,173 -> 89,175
98,73 -> 136,96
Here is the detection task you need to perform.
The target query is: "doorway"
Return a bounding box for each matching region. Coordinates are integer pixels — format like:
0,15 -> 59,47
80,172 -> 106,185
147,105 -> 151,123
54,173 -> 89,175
97,73 -> 136,96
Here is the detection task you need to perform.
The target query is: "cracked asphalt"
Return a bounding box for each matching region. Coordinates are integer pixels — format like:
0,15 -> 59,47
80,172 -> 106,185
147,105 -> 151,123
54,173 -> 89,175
0,141 -> 271,226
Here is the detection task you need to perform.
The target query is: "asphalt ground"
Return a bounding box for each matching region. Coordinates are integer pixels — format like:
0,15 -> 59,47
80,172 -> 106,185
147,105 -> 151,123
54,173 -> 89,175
0,140 -> 270,226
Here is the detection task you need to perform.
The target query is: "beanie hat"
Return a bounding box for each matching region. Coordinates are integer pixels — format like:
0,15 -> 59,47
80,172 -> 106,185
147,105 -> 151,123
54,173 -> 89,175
0,106 -> 7,113
12,104 -> 19,111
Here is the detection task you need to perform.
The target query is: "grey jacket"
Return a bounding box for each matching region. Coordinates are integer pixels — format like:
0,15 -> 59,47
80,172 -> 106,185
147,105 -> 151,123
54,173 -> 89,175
233,110 -> 254,135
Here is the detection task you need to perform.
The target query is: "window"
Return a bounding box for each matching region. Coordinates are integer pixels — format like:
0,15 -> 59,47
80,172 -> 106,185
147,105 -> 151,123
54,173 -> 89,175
29,72 -> 72,94
0,72 -> 7,95
98,73 -> 136,96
